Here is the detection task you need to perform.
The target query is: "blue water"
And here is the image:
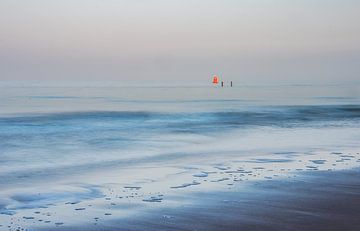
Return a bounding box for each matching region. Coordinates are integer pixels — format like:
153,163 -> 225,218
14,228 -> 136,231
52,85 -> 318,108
0,84 -> 359,177
0,83 -> 359,229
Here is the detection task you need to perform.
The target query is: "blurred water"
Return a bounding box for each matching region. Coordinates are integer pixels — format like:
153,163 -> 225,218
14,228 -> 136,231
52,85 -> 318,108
0,83 -> 360,229
0,83 -> 359,178
0,83 -> 359,114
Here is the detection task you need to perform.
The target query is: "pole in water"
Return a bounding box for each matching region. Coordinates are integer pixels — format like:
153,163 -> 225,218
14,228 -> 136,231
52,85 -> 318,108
231,81 -> 233,87
221,81 -> 224,87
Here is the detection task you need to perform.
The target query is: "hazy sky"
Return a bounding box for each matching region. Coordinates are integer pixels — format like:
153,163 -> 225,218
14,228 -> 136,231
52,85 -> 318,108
0,0 -> 359,84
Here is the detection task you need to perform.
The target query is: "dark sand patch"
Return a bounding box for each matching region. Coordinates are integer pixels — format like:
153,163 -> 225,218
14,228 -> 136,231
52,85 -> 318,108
210,177 -> 230,182
214,166 -> 230,171
310,160 -> 327,164
193,172 -> 208,177
124,186 -> 142,190
170,181 -> 201,189
142,195 -> 163,203
248,158 -> 293,163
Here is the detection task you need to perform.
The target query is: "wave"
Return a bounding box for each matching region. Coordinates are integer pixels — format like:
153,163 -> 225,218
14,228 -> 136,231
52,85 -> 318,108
210,105 -> 360,126
0,111 -> 153,123
1,105 -> 358,127
0,104 -> 359,187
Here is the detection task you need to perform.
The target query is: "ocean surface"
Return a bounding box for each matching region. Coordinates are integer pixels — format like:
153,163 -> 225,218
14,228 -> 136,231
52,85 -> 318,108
0,83 -> 359,230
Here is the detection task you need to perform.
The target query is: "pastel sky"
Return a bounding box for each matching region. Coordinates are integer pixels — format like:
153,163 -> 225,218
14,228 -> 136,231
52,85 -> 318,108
0,0 -> 359,84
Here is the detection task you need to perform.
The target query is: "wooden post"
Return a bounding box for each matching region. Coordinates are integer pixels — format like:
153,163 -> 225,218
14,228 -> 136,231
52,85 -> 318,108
231,81 -> 233,87
221,81 -> 224,87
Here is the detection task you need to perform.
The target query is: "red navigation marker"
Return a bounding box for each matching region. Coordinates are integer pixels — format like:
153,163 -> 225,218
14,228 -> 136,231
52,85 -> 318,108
212,75 -> 219,84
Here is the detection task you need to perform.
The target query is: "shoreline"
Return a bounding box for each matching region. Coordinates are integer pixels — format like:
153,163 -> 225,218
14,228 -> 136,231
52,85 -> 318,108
34,168 -> 360,231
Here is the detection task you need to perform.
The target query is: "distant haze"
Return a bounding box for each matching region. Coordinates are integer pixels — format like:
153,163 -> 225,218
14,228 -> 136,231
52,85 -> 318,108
1,0 -> 359,85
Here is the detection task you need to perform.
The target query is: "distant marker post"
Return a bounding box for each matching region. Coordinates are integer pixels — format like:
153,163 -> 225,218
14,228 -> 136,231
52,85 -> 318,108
212,75 -> 219,85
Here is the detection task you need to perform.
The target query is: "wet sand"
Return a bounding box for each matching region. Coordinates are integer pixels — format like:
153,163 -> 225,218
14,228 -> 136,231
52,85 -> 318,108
39,168 -> 360,231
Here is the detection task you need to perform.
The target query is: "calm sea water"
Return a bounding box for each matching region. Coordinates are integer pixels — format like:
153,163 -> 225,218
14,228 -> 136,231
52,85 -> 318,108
0,83 -> 359,177
0,83 -> 359,228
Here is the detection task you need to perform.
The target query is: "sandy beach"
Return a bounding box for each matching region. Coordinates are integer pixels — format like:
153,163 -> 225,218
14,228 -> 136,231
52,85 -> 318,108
1,148 -> 359,231
31,168 -> 360,231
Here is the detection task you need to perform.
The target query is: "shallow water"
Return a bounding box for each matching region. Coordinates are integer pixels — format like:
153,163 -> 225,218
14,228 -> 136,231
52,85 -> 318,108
0,83 -> 359,230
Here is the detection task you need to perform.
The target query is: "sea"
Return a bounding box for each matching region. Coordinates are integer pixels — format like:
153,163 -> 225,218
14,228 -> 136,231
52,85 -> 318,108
0,82 -> 359,229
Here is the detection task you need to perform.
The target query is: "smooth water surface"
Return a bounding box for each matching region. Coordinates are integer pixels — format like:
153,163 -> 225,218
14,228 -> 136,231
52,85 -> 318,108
0,83 -> 359,230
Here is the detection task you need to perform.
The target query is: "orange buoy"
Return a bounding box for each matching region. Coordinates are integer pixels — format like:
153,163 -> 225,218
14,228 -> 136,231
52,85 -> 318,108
212,75 -> 219,84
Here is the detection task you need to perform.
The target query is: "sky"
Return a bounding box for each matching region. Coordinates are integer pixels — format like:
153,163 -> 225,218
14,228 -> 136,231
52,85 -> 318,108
0,0 -> 359,85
